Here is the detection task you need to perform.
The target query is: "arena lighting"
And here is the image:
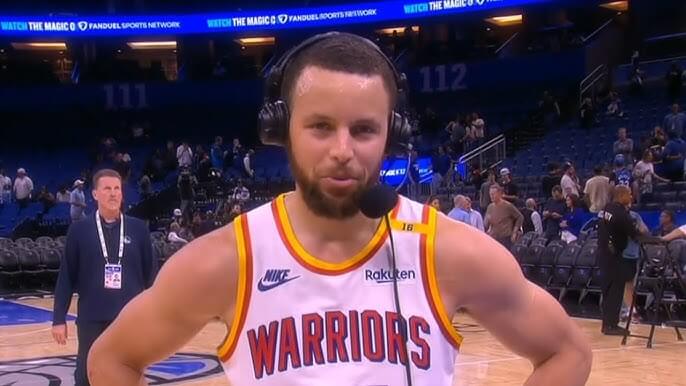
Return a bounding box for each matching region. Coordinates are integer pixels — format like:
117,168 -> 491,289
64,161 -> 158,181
600,1 -> 628,12
0,0 -> 556,37
235,37 -> 275,46
376,25 -> 420,35
127,41 -> 177,49
485,14 -> 523,27
11,42 -> 67,50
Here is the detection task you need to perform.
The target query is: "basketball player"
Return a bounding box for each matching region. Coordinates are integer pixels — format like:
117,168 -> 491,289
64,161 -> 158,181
88,32 -> 591,385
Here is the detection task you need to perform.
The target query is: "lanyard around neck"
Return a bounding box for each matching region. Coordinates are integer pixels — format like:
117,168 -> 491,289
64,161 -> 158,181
96,210 -> 124,265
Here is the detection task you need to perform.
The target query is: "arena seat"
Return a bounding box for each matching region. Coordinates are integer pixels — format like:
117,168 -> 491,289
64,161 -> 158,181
36,236 -> 54,247
549,243 -> 583,299
571,242 -> 598,303
0,250 -> 21,289
0,237 -> 13,249
15,238 -> 35,249
17,248 -> 44,289
39,247 -> 61,285
511,242 -> 529,263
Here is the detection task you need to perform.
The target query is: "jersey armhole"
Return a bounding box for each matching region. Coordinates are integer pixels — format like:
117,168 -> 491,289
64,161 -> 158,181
419,206 -> 464,350
217,214 -> 253,362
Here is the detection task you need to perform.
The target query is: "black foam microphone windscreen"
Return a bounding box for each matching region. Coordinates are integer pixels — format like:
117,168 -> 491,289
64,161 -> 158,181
358,184 -> 398,219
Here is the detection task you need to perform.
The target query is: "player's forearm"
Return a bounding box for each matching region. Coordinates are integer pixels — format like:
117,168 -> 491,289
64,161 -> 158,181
524,343 -> 592,386
87,346 -> 147,386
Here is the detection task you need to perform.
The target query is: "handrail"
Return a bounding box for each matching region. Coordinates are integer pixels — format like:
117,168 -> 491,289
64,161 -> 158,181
393,47 -> 409,65
260,54 -> 278,76
618,54 -> 686,68
458,134 -> 505,164
582,17 -> 615,43
579,64 -> 606,103
495,32 -> 519,55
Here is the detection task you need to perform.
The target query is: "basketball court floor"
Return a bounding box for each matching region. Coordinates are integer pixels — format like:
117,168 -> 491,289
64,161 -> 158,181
1,297 -> 685,385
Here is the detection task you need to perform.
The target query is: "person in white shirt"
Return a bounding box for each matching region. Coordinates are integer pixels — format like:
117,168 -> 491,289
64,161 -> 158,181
465,197 -> 485,232
55,186 -> 71,203
525,198 -> 544,235
633,149 -> 668,203
69,179 -> 87,222
13,168 -> 34,209
560,163 -> 581,198
176,142 -> 193,169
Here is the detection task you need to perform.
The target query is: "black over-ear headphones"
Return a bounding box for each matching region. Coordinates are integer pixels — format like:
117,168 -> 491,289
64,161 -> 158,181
258,31 -> 412,150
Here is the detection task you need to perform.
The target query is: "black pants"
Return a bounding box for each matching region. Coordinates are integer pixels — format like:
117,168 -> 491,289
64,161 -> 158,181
75,321 -> 111,386
600,254 -> 637,330
495,236 -> 513,251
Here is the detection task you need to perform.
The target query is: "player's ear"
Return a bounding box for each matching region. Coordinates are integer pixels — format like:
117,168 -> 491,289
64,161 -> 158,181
92,189 -> 97,201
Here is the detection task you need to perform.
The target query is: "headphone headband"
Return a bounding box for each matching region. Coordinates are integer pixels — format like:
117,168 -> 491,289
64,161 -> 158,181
258,31 -> 411,149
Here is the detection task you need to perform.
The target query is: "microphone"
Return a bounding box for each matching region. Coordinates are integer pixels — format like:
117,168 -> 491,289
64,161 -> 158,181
359,183 -> 398,219
358,184 -> 413,386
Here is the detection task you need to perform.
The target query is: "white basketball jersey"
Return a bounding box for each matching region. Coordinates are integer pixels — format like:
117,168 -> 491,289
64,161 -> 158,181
218,193 -> 462,385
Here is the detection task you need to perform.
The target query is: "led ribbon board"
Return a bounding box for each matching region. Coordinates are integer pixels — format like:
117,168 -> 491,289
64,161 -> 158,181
0,0 -> 553,37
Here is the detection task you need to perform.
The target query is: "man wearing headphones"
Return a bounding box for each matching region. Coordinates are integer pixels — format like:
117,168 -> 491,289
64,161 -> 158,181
88,32 -> 591,386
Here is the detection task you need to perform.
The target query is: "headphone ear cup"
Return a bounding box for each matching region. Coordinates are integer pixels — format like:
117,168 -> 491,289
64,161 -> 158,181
388,111 -> 411,148
259,100 -> 290,146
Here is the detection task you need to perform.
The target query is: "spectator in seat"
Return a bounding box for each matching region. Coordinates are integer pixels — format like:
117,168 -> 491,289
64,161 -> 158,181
167,222 -> 189,245
613,127 -> 634,166
610,155 -> 633,188
470,112 -> 485,145
176,141 -> 193,169
243,149 -> 255,179
543,185 -> 566,240
138,175 -> 152,201
464,197 -> 484,232
579,97 -> 595,129
70,179 -> 87,222
231,180 -> 250,203
560,194 -> 585,243
522,198 -> 543,235
606,91 -> 624,118
211,136 -> 225,170
177,167 -> 197,224
666,63 -> 683,102
499,168 -> 519,203
38,186 -> 56,214
13,168 -> 34,210
56,185 -> 70,203
426,195 -> 442,212
0,169 -> 12,206
653,210 -> 677,237
430,145 -> 450,194
633,149 -> 669,203
448,195 -> 470,224
584,166 -> 611,213
485,184 -> 524,250
479,169 -> 496,212
560,163 -> 581,198
541,163 -> 561,200
660,130 -> 686,181
663,103 -> 685,139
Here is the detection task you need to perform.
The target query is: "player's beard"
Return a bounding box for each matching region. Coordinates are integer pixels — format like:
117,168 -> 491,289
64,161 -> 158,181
287,147 -> 378,219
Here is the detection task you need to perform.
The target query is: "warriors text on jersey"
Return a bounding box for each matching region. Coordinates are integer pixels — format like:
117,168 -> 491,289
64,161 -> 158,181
217,193 -> 462,385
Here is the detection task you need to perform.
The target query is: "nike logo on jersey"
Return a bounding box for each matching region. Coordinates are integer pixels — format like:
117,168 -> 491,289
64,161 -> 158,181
257,269 -> 300,292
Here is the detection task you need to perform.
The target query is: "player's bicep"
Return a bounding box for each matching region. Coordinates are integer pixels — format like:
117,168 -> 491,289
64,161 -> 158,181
469,280 -> 583,365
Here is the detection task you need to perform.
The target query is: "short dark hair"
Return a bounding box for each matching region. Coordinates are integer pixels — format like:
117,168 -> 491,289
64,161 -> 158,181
92,169 -> 122,188
593,165 -> 603,175
280,34 -> 398,109
552,185 -> 562,194
662,210 -> 675,222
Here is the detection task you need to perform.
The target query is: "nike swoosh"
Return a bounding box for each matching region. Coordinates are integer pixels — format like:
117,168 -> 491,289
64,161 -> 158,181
257,276 -> 300,292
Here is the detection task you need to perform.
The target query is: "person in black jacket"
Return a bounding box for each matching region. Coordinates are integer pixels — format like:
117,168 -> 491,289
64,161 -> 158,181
597,185 -> 639,335
52,169 -> 157,386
